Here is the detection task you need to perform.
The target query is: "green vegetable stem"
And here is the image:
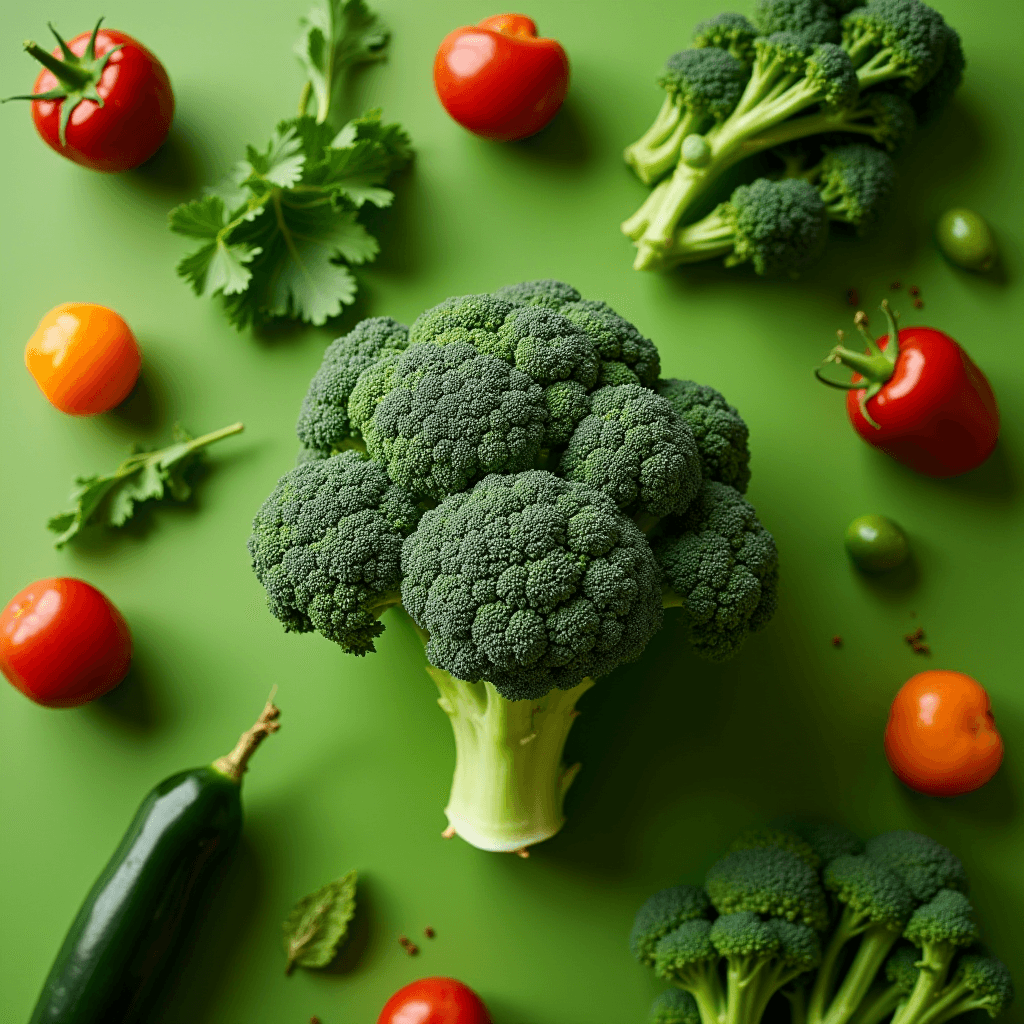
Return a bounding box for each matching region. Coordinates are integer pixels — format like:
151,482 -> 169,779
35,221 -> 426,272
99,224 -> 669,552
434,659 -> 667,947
169,0 -> 411,328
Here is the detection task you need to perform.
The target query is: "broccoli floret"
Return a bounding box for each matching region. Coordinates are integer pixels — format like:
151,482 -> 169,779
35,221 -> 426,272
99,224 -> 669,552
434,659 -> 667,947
493,279 -> 581,309
754,0 -> 841,42
358,341 -> 548,502
402,470 -> 663,700
842,0 -> 951,91
248,451 -> 420,654
295,443 -> 331,465
805,143 -> 897,231
542,380 -> 592,446
782,821 -> 865,864
865,830 -> 969,902
655,919 -> 727,1023
807,855 -> 916,1024
927,953 -> 1015,1023
631,885 -> 713,966
296,316 -> 408,452
625,48 -> 750,185
657,379 -> 751,492
649,177 -> 829,275
650,988 -> 702,1024
729,828 -> 821,868
560,299 -> 662,387
910,23 -> 964,123
705,846 -> 829,929
692,13 -> 760,64
656,481 -> 779,660
559,385 -> 702,520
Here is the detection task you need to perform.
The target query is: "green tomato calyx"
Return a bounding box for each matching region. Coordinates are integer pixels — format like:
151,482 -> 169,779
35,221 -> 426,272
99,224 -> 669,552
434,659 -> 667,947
815,301 -> 900,429
5,19 -> 123,147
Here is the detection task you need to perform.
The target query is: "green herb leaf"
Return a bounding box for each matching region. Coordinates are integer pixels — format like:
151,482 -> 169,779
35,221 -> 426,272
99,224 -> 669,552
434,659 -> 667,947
48,423 -> 244,548
283,870 -> 358,974
295,0 -> 389,124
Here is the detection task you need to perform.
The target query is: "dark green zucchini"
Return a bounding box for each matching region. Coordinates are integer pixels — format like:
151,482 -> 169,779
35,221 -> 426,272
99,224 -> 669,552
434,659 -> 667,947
30,699 -> 280,1024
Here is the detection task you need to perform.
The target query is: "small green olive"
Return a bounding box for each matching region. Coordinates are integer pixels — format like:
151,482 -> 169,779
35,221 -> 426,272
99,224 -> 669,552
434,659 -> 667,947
936,208 -> 997,272
845,514 -> 910,573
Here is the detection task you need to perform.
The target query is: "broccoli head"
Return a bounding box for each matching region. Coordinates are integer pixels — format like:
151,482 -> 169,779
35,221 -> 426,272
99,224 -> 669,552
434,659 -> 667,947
357,341 -> 548,502
654,919 -> 725,1010
809,143 -> 897,231
729,828 -> 821,868
864,830 -> 968,902
559,385 -> 702,520
824,854 -> 916,932
754,0 -> 842,42
402,470 -> 663,700
910,23 -> 964,123
657,379 -> 751,493
248,451 -> 420,654
904,890 -> 980,953
782,821 -> 865,864
692,12 -> 760,64
650,988 -> 702,1024
656,481 -> 779,661
705,845 -> 829,928
296,316 -> 408,453
941,953 -> 1015,1021
560,299 -> 663,387
493,279 -> 582,309
631,885 -> 713,966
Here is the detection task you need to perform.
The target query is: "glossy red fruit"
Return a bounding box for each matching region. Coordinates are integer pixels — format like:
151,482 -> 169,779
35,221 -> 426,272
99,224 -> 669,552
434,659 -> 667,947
884,671 -> 1003,797
378,977 -> 492,1024
14,19 -> 173,172
0,578 -> 132,708
817,301 -> 999,477
434,14 -> 569,141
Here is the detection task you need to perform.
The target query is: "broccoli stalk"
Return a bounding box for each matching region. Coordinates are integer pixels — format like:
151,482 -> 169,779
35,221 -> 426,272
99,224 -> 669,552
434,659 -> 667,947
428,664 -> 594,852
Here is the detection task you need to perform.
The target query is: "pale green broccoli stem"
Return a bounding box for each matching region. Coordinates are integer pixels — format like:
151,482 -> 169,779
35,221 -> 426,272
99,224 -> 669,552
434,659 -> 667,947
891,945 -> 958,1024
724,959 -> 773,1024
846,985 -> 907,1024
914,974 -> 993,1024
625,103 -> 707,186
641,207 -> 738,270
786,985 -> 809,1024
672,969 -> 727,1024
428,667 -> 594,854
623,178 -> 674,240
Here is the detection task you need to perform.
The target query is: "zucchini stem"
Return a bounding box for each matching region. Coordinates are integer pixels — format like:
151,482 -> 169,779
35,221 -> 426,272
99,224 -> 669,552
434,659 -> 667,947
213,692 -> 282,783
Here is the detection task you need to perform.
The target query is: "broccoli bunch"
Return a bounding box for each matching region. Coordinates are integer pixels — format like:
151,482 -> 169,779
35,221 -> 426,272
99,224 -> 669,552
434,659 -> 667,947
632,827 -> 1014,1024
249,283 -> 778,853
622,0 -> 964,274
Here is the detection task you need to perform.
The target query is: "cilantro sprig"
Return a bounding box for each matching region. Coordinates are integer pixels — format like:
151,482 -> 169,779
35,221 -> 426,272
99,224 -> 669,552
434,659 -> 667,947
169,0 -> 410,330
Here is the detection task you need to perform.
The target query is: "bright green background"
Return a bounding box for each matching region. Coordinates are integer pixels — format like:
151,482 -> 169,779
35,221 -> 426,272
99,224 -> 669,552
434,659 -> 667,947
1,2 -> 1021,1022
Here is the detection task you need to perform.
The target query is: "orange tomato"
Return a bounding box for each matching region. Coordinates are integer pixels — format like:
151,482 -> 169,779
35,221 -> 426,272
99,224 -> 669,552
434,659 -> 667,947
25,302 -> 141,415
884,670 -> 1003,797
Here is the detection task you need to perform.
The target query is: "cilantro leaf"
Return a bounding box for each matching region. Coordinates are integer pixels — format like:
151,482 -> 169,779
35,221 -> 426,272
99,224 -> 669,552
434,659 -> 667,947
283,870 -> 358,974
48,423 -> 244,548
295,0 -> 389,124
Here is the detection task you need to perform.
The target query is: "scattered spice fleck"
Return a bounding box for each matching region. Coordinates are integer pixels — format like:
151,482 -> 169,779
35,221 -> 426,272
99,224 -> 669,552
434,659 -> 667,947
311,1018 -> 322,1024
904,627 -> 931,655
847,288 -> 859,305
913,299 -> 923,309
831,635 -> 843,648
425,926 -> 436,939
399,935 -> 420,956
908,285 -> 920,296
890,281 -> 902,290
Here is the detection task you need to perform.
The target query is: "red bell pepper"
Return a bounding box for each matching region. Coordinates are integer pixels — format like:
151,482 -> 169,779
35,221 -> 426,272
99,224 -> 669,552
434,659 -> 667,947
816,301 -> 999,477
433,14 -> 569,142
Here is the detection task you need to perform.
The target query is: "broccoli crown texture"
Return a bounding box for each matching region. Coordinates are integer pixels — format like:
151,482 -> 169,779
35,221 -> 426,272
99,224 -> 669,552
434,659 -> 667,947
543,379 -> 593,446
692,12 -> 759,63
657,379 -> 751,493
911,23 -> 964,123
705,845 -> 829,929
359,341 -> 548,502
885,942 -> 922,992
771,917 -> 822,970
631,885 -> 713,965
852,90 -> 918,153
806,43 -> 860,107
824,853 -> 916,930
658,47 -> 749,121
655,918 -> 718,983
841,0 -> 949,89
864,830 -> 968,901
560,299 -> 662,387
710,911 -> 781,958
248,452 -> 421,654
814,143 -> 896,228
729,828 -> 821,868
656,481 -> 779,661
753,31 -> 816,75
725,177 -> 829,275
296,316 -> 408,452
903,889 -> 980,950
410,294 -> 600,389
783,821 -> 865,863
560,384 -> 703,519
951,954 -> 1015,1017
493,279 -> 582,309
755,0 -> 841,42
401,470 -> 664,700
650,987 -> 702,1024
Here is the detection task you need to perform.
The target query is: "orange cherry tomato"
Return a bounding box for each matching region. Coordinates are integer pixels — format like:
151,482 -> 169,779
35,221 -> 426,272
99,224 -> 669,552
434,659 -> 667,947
884,670 -> 1003,797
25,302 -> 141,415
1,577 -> 132,708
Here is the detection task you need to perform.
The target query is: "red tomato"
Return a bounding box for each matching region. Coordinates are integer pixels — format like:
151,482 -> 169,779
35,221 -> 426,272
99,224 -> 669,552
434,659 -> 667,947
0,578 -> 132,708
819,302 -> 999,477
25,302 -> 142,415
434,14 -> 569,141
17,20 -> 173,172
884,671 -> 1004,798
378,977 -> 492,1024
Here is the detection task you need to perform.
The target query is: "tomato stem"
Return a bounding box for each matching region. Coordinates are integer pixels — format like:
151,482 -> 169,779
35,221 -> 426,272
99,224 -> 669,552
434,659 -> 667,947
21,41 -> 91,89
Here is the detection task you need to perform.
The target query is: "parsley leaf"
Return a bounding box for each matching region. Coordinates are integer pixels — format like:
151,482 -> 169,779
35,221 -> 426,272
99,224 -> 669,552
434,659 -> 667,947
48,423 -> 244,548
283,870 -> 358,974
